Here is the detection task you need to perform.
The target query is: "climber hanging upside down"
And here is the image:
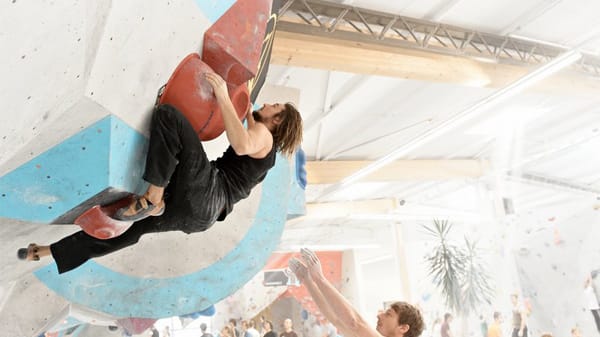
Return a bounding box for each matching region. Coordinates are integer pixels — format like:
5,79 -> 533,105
17,72 -> 303,274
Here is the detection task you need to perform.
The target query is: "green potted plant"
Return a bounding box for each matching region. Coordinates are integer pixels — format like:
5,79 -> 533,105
423,219 -> 494,334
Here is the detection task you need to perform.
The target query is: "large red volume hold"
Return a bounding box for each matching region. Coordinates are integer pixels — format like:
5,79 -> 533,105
159,53 -> 249,141
202,0 -> 272,85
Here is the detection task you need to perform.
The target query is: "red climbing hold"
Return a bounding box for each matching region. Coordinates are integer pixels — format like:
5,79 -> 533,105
202,0 -> 272,85
159,53 -> 249,141
74,196 -> 134,239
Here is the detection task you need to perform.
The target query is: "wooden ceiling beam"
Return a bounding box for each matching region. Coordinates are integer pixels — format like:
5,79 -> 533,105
306,160 -> 489,184
272,31 -> 600,98
303,198 -> 398,217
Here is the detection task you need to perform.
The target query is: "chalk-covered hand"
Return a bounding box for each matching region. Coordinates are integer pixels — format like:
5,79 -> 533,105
301,248 -> 324,280
289,257 -> 309,283
204,72 -> 228,99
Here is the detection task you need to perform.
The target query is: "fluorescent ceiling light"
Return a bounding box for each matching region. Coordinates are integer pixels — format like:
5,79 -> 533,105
316,49 -> 582,201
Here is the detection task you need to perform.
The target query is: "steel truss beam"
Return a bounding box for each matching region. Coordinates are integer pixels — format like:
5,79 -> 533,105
278,0 -> 600,77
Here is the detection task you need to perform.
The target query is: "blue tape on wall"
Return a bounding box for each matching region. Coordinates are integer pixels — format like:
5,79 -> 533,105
35,153 -> 291,318
0,116 -> 146,223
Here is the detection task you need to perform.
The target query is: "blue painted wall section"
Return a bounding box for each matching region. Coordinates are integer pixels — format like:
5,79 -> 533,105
287,148 -> 307,219
0,116 -> 147,223
108,117 -> 149,193
194,0 -> 237,23
35,153 -> 291,318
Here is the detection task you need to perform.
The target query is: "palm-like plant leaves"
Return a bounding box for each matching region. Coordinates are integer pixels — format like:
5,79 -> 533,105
424,220 -> 466,313
460,238 -> 494,315
423,219 -> 494,316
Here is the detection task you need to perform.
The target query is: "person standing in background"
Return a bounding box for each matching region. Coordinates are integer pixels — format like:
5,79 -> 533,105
241,320 -> 249,337
440,313 -> 453,337
201,323 -> 214,337
221,326 -> 234,337
487,312 -> 502,337
480,315 -> 488,337
263,320 -> 277,337
511,294 -> 528,337
229,318 -> 240,337
280,318 -> 298,337
246,320 -> 261,337
259,316 -> 267,337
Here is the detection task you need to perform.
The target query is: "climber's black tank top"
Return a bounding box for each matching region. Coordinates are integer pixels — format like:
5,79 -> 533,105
214,145 -> 276,220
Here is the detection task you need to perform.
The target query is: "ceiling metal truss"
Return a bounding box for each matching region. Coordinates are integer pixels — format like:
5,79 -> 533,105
277,0 -> 600,77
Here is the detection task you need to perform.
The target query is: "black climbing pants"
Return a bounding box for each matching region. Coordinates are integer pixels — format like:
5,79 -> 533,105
50,104 -> 227,274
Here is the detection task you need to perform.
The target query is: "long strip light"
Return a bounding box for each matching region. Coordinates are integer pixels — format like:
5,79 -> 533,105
316,49 -> 582,201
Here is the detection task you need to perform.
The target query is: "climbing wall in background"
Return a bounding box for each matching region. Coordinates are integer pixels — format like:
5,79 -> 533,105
512,208 -> 600,334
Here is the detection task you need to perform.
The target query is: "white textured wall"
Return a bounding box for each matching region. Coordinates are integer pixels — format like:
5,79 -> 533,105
0,1 -> 91,167
84,0 -> 210,134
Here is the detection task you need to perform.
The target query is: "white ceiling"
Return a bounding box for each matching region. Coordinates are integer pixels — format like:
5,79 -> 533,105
270,0 -> 600,251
